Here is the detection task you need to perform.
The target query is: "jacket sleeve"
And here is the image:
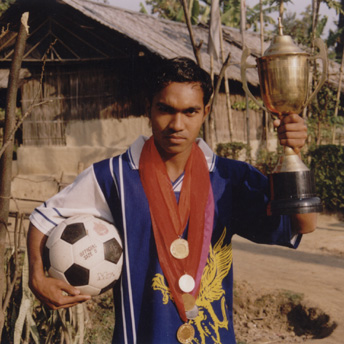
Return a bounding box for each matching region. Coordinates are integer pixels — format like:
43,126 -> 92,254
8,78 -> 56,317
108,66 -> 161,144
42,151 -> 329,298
230,161 -> 301,248
29,163 -> 114,236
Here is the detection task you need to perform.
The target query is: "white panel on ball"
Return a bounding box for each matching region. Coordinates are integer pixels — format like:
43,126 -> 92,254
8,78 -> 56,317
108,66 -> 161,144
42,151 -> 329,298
76,284 -> 101,296
45,223 -> 67,249
89,260 -> 123,290
49,240 -> 74,272
72,236 -> 104,269
87,217 -> 117,243
49,267 -> 69,284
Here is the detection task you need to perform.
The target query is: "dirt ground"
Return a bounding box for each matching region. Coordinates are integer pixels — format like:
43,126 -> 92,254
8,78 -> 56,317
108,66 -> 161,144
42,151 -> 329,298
232,214 -> 344,344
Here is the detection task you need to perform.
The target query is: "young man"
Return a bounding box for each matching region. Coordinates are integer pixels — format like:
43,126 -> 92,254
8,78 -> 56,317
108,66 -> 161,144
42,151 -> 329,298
28,57 -> 316,343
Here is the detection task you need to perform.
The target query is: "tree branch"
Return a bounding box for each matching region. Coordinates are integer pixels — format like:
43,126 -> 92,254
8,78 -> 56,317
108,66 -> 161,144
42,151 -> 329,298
180,0 -> 203,67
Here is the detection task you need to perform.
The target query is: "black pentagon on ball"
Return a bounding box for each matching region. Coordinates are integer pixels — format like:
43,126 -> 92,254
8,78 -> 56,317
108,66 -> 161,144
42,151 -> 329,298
65,264 -> 89,286
104,238 -> 123,264
61,222 -> 87,244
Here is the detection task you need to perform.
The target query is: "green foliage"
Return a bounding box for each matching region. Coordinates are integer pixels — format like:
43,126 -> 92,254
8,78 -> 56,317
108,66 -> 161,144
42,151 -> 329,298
141,0 -> 282,29
324,0 -> 344,15
219,0 -> 240,27
143,0 -> 184,22
281,290 -> 304,304
246,0 -> 278,32
307,82 -> 342,146
142,0 -> 204,24
254,147 -> 280,175
231,99 -> 263,111
0,0 -> 14,14
280,5 -> 327,46
327,26 -> 344,61
308,144 -> 344,214
216,141 -> 249,160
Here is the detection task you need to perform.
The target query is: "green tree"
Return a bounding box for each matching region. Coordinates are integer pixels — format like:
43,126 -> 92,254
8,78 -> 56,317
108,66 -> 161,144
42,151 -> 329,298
275,4 -> 329,46
142,0 -> 202,24
140,0 -> 281,28
0,0 -> 14,14
246,0 -> 278,32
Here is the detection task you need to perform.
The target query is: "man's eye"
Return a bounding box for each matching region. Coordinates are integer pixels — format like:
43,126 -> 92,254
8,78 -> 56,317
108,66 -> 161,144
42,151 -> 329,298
185,109 -> 198,116
158,106 -> 174,114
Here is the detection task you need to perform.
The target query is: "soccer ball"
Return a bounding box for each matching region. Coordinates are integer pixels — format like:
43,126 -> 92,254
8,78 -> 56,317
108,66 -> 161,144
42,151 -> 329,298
43,214 -> 123,296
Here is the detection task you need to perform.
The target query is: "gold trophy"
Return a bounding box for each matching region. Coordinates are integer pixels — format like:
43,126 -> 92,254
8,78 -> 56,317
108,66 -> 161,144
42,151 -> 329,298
241,19 -> 327,215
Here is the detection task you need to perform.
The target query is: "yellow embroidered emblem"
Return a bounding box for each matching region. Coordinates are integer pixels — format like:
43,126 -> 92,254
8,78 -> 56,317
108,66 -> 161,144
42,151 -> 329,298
152,228 -> 232,344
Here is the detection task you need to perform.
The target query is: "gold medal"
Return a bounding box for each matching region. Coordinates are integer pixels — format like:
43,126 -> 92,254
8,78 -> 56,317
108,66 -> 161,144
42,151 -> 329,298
182,293 -> 196,311
177,323 -> 195,344
170,238 -> 189,259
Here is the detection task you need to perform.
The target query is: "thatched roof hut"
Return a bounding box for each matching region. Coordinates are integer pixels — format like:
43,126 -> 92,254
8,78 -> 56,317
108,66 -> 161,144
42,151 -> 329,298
0,0 -> 258,149
0,0 -> 341,183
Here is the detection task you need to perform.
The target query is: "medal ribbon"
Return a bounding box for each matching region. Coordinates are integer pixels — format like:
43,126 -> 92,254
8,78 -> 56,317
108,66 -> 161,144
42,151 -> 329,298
139,136 -> 213,322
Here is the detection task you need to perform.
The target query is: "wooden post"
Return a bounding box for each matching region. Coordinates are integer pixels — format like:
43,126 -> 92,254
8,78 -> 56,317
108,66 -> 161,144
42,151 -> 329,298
0,12 -> 29,336
241,0 -> 251,161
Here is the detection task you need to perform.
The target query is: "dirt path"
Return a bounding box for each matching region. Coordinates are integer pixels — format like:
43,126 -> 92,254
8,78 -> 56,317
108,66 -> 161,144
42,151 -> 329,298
232,214 -> 344,343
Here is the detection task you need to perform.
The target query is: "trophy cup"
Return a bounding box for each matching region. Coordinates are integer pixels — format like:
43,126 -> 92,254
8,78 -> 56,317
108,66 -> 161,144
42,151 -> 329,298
241,19 -> 327,215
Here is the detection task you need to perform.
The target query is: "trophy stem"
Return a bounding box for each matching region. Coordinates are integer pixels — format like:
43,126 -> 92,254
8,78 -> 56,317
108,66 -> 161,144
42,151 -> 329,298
272,146 -> 309,174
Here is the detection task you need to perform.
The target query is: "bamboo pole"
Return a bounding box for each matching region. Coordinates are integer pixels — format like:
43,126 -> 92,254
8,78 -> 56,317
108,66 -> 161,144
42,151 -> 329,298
209,55 -> 215,149
332,46 -> 344,144
219,26 -> 233,142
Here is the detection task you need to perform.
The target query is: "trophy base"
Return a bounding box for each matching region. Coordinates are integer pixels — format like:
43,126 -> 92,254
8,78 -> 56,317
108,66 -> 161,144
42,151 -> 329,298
269,196 -> 323,215
268,170 -> 323,215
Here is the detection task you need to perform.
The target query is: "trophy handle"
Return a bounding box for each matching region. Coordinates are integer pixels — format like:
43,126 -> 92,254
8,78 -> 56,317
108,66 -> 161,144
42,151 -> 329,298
304,37 -> 328,108
241,48 -> 268,112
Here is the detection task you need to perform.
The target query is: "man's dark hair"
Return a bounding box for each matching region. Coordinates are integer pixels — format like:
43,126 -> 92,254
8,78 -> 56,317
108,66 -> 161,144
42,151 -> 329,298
148,57 -> 213,106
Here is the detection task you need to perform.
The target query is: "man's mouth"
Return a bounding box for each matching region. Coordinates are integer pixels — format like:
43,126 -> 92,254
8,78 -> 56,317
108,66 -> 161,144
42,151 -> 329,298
166,135 -> 186,143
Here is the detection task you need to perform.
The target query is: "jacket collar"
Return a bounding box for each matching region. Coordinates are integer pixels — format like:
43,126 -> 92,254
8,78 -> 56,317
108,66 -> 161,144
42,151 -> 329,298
127,135 -> 216,172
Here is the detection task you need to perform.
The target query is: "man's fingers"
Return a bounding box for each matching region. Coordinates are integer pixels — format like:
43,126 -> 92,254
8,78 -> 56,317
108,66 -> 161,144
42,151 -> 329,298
277,129 -> 307,140
47,292 -> 91,309
273,114 -> 308,150
281,113 -> 303,123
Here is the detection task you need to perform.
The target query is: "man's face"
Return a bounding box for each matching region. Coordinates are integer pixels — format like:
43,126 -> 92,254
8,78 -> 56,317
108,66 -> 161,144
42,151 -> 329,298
149,82 -> 209,160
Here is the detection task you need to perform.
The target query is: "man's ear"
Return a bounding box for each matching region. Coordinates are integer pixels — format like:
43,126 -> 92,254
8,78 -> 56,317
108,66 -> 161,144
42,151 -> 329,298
203,103 -> 211,122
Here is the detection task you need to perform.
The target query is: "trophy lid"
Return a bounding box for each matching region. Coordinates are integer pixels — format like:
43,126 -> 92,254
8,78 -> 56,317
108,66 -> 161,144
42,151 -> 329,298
263,18 -> 307,57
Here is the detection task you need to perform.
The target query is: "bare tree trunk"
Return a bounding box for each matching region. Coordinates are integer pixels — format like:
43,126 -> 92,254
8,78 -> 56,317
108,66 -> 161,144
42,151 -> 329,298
0,12 -> 29,336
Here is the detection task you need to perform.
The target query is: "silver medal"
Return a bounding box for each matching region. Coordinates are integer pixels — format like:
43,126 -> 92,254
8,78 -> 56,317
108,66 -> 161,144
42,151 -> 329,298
178,274 -> 195,293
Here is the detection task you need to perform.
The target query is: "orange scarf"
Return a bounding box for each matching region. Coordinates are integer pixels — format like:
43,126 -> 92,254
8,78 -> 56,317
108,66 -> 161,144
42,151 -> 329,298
139,136 -> 211,322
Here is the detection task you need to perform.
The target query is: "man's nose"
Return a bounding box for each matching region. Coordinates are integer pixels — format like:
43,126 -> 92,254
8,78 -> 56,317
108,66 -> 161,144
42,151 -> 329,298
169,113 -> 184,131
